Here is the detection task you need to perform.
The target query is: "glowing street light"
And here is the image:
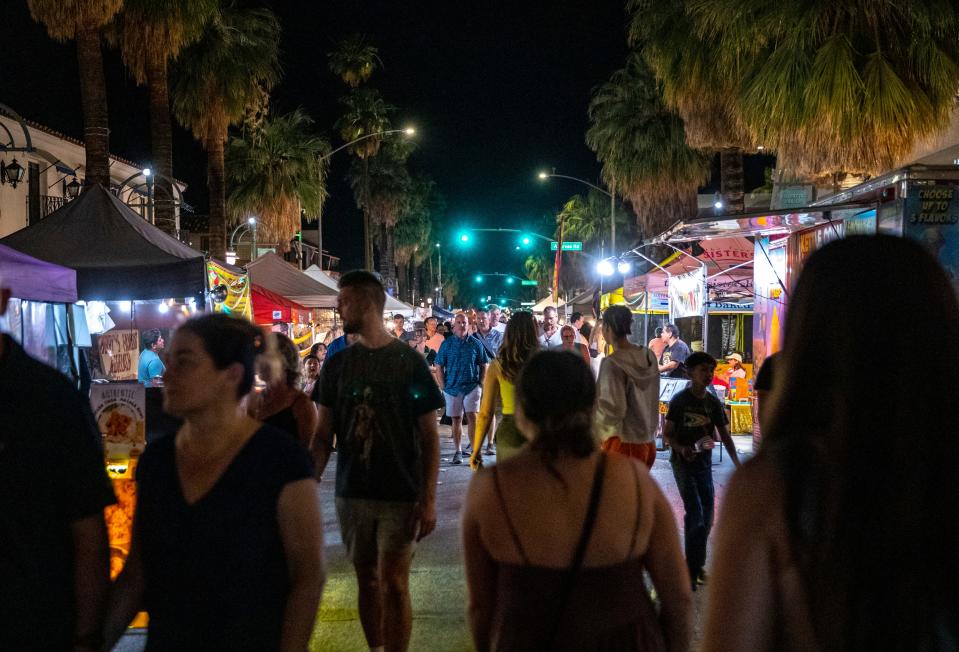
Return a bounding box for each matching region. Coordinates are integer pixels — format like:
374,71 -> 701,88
617,260 -> 632,275
597,259 -> 615,277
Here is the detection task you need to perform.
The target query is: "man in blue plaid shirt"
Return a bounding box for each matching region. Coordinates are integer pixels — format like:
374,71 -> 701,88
435,312 -> 489,464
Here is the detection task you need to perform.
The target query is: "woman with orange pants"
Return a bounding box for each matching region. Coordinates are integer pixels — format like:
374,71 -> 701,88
593,305 -> 661,468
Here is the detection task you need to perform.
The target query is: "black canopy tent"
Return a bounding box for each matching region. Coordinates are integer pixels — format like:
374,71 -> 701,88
0,185 -> 205,300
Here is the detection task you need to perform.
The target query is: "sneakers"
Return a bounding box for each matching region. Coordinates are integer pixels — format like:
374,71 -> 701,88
452,450 -> 463,465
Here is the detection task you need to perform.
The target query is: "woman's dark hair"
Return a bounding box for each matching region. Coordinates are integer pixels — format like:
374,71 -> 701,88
497,311 -> 540,383
516,351 -> 596,462
602,305 -> 633,338
177,314 -> 259,399
766,235 -> 959,650
271,333 -> 301,388
309,342 -> 327,357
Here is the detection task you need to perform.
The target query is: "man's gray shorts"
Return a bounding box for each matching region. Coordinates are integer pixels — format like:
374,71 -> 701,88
335,498 -> 418,566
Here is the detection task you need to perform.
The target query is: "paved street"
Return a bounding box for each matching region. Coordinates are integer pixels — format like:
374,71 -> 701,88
115,427 -> 752,651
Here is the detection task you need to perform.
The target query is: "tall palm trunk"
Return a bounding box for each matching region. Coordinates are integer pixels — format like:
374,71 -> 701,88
377,222 -> 396,295
148,55 -> 176,235
207,134 -> 227,259
720,147 -> 745,213
397,261 -> 408,301
75,27 -> 111,188
411,261 -> 419,304
363,158 -> 373,270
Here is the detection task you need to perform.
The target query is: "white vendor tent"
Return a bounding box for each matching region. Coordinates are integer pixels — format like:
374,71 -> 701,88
303,264 -> 416,316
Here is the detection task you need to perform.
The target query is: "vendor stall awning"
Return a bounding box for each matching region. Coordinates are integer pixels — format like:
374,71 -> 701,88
0,185 -> 205,301
247,253 -> 338,308
0,243 -> 77,303
650,202 -> 870,243
251,284 -> 309,325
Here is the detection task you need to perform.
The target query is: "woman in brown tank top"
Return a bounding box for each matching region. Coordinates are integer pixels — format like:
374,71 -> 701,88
462,350 -> 693,651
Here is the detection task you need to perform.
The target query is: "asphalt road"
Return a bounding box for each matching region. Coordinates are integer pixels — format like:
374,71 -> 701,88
116,427 -> 753,651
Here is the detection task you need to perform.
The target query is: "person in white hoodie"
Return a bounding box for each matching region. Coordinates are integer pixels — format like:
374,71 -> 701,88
593,305 -> 661,468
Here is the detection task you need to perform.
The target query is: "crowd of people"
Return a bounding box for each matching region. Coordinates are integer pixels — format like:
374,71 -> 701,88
3,235 -> 958,651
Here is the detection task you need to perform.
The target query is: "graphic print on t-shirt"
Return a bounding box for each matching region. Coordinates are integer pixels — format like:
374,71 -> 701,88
349,386 -> 379,474
682,410 -> 712,430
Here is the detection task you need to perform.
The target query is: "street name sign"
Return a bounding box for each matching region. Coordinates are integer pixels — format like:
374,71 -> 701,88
550,241 -> 583,251
521,280 -> 537,286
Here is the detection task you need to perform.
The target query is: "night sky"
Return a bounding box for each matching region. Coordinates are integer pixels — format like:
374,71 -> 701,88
0,1 -> 761,276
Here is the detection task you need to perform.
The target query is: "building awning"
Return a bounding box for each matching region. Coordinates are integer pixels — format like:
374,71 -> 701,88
650,202 -> 872,243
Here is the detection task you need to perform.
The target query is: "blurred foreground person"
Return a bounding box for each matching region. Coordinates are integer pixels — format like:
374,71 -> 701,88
704,236 -> 959,650
463,351 -> 692,651
104,314 -> 324,651
250,333 -> 317,449
470,311 -> 540,468
0,279 -> 115,651
313,271 -> 444,652
594,305 -> 660,469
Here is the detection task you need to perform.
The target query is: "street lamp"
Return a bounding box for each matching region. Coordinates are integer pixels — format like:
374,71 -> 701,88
65,177 -> 81,200
537,168 -> 616,257
247,216 -> 258,260
597,258 -> 615,277
316,126 -> 418,270
0,158 -> 25,188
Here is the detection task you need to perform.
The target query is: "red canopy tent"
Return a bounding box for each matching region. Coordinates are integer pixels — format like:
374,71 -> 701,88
250,285 -> 310,325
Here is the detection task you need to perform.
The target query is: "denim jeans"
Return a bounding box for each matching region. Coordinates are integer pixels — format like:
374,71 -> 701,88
670,452 -> 714,584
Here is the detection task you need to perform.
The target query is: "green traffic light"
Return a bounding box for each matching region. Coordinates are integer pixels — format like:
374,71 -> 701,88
506,277 -> 514,284
459,233 -> 470,243
475,275 -> 483,283
521,236 -> 531,246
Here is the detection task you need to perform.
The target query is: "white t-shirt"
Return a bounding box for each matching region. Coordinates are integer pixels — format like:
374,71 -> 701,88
539,329 -> 563,350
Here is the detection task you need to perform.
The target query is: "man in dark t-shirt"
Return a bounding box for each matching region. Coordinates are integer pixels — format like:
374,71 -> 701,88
313,271 -> 444,652
658,323 -> 691,378
664,351 -> 740,591
0,285 -> 115,651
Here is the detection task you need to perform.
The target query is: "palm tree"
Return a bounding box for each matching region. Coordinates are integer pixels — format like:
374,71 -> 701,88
328,34 -> 381,88
226,109 -> 330,253
108,0 -> 218,233
689,0 -> 959,186
27,0 -> 123,188
628,0 -> 751,211
171,4 -> 281,259
334,87 -> 394,270
524,254 -> 551,290
347,138 -> 413,293
556,190 -> 631,249
395,177 -> 435,302
586,53 -> 711,238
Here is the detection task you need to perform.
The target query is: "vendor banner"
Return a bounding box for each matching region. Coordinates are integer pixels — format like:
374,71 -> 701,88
90,382 -> 146,461
904,184 -> 959,294
669,268 -> 705,320
208,261 -> 252,319
97,329 -> 140,381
